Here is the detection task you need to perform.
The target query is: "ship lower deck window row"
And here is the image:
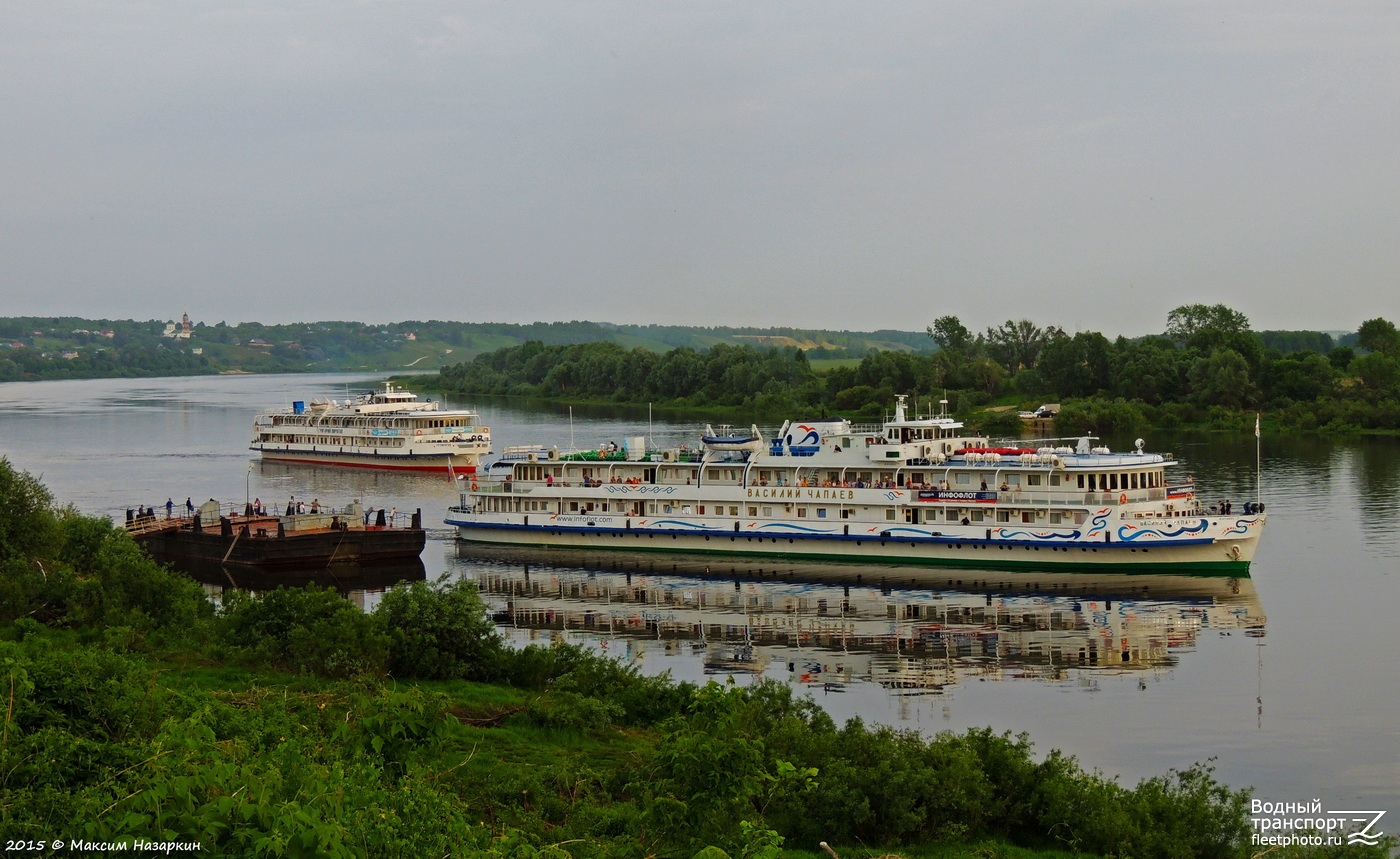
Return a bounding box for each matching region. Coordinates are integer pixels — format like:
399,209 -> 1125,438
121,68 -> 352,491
264,434 -> 404,447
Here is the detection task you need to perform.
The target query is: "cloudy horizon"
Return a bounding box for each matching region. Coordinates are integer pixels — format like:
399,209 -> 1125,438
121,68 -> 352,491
4,2 -> 1398,338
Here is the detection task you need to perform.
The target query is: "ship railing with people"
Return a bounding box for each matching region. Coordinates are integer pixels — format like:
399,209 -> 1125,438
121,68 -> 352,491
124,498 -> 424,537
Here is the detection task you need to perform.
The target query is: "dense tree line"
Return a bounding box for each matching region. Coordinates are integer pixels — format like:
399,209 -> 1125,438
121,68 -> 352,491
433,306 -> 1400,434
7,458 -> 1383,857
0,317 -> 934,383
434,341 -> 830,414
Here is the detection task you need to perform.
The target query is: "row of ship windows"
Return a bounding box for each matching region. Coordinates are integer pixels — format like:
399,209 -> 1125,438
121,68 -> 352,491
479,496 -> 1081,525
1079,471 -> 1163,491
519,465 -> 1164,492
269,419 -> 469,429
262,435 -> 405,447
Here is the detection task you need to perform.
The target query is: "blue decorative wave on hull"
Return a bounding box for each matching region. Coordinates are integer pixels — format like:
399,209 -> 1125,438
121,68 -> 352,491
1116,520 -> 1210,541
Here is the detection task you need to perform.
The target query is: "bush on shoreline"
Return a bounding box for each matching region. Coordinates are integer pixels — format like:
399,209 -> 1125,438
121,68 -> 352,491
1,460 -> 1392,858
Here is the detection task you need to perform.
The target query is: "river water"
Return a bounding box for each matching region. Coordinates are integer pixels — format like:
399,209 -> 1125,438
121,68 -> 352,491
1,372 -> 1396,816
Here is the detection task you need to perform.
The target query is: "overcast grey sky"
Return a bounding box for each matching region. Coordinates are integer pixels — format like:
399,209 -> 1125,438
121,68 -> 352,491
3,2 -> 1398,337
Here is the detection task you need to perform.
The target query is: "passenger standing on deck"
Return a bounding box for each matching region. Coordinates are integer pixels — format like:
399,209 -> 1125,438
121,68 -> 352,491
166,498 -> 174,519
185,497 -> 194,516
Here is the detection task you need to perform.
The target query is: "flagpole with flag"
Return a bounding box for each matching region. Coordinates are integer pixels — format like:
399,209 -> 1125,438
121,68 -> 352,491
1255,412 -> 1261,508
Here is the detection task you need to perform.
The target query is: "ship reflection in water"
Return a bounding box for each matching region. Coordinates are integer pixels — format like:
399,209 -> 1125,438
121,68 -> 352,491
456,545 -> 1264,695
186,558 -> 427,608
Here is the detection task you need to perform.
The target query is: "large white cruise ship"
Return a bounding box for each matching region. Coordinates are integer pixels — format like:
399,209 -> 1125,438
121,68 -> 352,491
445,396 -> 1265,573
251,382 -> 490,473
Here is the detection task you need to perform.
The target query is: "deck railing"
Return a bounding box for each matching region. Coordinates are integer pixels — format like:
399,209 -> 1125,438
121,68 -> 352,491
467,479 -> 1194,510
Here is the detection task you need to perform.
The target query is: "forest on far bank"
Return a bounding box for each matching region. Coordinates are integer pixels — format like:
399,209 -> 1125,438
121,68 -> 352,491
427,305 -> 1400,436
0,317 -> 929,382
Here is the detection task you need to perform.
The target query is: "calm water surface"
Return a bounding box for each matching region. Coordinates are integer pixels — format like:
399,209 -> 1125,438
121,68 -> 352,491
1,373 -> 1397,813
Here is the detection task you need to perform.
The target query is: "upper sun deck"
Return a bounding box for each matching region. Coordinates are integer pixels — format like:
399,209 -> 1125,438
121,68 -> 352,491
255,382 -> 482,424
763,396 -> 989,462
342,382 -> 443,415
486,397 -> 1179,484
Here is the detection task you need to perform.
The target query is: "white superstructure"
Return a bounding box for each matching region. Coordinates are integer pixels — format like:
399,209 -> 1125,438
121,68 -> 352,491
446,396 -> 1265,573
251,382 -> 490,473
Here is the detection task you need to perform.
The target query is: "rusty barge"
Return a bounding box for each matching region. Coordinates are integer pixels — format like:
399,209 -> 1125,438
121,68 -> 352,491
127,499 -> 426,571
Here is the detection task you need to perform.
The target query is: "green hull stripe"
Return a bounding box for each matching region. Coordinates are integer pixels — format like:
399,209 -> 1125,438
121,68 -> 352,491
454,533 -> 1250,576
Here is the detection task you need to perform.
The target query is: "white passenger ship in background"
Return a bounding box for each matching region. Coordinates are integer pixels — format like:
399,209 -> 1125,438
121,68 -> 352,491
446,396 -> 1265,573
251,382 -> 490,473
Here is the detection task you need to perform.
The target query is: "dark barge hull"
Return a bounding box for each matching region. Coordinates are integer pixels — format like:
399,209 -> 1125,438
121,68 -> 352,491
135,526 -> 426,570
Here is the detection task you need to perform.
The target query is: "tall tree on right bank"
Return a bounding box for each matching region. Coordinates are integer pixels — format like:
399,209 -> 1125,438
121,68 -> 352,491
1166,304 -> 1264,402
1356,317 -> 1400,358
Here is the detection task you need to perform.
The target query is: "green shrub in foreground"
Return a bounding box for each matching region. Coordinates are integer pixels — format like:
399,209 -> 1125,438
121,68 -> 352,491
218,585 -> 387,678
375,577 -> 504,681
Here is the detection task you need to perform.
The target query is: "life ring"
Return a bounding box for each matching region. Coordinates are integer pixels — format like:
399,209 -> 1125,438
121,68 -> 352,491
415,429 -> 422,436
1119,493 -> 1128,504
470,482 -> 478,491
